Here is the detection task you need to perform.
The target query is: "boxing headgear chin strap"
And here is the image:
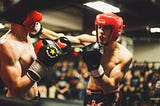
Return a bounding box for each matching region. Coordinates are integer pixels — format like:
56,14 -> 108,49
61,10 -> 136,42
95,13 -> 125,44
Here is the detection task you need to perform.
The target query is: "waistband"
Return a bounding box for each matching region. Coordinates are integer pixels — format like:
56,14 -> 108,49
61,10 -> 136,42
86,88 -> 103,95
86,88 -> 119,95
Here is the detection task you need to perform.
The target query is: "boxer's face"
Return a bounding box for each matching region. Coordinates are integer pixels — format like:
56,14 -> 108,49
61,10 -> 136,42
26,22 -> 40,33
97,25 -> 112,45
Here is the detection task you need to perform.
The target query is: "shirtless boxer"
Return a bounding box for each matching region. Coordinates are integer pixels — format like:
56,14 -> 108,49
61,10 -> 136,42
80,13 -> 133,106
50,13 -> 132,106
79,13 -> 132,106
0,10 -> 71,100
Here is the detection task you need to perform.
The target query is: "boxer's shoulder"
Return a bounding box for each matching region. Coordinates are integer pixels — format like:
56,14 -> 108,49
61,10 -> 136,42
0,40 -> 19,65
0,34 -> 7,45
117,43 -> 132,58
0,29 -> 12,44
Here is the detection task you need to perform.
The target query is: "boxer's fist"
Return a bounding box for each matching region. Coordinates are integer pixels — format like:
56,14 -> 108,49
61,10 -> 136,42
34,39 -> 62,67
80,43 -> 104,78
54,37 -> 71,55
27,39 -> 62,82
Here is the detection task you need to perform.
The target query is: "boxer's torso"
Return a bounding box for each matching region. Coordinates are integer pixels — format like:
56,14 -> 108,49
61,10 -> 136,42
0,31 -> 39,100
87,42 -> 130,94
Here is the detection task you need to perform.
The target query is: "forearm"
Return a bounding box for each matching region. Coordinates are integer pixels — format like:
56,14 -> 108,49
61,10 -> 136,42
97,65 -> 128,91
8,75 -> 35,97
40,28 -> 96,45
76,34 -> 96,43
40,28 -> 82,45
56,87 -> 61,92
94,75 -> 116,91
63,85 -> 70,92
40,28 -> 61,39
1,64 -> 36,97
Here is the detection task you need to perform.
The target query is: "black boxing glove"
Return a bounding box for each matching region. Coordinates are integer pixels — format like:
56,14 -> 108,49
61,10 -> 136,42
80,42 -> 104,78
54,37 -> 71,55
27,39 -> 62,81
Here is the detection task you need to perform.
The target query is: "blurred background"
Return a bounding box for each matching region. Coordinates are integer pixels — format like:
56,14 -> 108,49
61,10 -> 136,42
0,0 -> 160,106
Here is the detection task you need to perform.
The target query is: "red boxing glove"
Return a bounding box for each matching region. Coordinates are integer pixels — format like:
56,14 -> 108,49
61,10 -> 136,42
23,10 -> 42,32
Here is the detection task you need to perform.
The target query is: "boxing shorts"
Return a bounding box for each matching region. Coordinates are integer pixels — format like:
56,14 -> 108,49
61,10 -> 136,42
84,88 -> 120,106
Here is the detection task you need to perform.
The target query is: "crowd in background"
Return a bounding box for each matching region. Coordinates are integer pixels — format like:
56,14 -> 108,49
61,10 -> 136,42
120,61 -> 160,106
39,52 -> 90,100
0,51 -> 160,106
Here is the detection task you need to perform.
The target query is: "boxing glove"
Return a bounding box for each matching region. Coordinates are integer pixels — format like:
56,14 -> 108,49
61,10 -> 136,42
80,42 -> 104,78
27,39 -> 62,82
54,37 -> 71,55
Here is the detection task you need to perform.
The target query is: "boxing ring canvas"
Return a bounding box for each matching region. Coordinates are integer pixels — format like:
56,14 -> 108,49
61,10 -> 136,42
0,95 -> 83,106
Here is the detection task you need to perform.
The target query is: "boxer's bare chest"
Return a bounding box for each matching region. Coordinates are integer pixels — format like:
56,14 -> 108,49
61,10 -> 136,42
11,39 -> 36,72
19,43 -> 36,73
101,49 -> 121,76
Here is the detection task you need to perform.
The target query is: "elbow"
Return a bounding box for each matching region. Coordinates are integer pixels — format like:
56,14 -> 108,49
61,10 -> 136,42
98,81 -> 115,90
97,77 -> 117,90
10,83 -> 26,97
107,78 -> 117,90
108,81 -> 116,90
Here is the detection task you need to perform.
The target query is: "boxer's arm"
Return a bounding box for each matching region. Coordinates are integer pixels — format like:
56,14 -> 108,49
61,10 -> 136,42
75,34 -> 97,45
40,27 -> 61,39
0,44 -> 34,97
40,28 -> 81,44
1,59 -> 34,97
39,28 -> 96,45
95,54 -> 132,91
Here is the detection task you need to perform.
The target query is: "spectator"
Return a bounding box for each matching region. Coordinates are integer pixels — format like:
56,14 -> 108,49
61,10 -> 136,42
55,70 -> 70,100
67,68 -> 80,99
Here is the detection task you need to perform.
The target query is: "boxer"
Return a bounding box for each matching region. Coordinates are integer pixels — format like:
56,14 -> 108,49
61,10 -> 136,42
0,10 -> 71,100
51,13 -> 133,106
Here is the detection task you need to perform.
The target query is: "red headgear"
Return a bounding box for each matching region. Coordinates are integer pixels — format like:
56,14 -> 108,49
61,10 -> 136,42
23,10 -> 42,32
95,13 -> 125,43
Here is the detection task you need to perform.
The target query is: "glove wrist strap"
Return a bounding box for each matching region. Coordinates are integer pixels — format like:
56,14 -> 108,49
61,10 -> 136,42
27,60 -> 47,82
90,65 -> 104,78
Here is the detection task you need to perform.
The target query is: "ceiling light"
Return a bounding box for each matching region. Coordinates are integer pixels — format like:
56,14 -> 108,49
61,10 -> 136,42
150,27 -> 160,33
84,1 -> 120,13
